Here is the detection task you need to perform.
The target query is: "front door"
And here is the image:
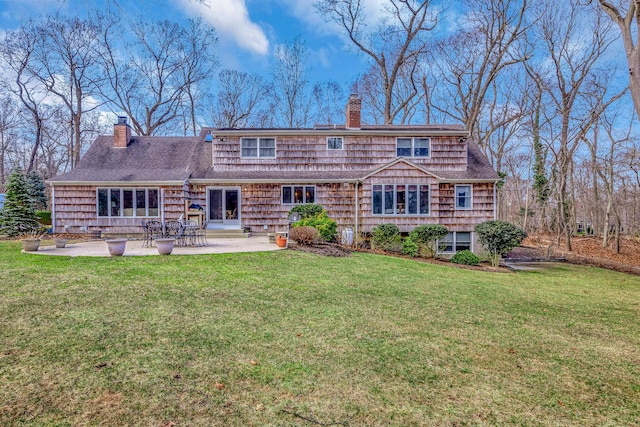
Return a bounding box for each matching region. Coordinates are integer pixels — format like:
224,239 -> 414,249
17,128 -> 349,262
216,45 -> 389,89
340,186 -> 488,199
208,188 -> 241,227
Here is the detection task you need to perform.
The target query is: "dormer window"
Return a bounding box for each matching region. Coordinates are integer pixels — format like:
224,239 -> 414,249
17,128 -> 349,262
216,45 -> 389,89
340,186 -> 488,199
396,137 -> 430,158
241,137 -> 276,158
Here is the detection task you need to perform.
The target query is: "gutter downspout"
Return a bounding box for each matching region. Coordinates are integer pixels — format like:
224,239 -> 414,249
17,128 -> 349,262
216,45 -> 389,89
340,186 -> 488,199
50,184 -> 55,233
354,181 -> 360,247
161,188 -> 165,223
493,182 -> 497,220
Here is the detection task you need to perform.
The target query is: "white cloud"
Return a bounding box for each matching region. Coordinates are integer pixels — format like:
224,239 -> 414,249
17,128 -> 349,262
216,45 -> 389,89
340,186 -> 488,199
174,0 -> 269,55
275,0 -> 389,36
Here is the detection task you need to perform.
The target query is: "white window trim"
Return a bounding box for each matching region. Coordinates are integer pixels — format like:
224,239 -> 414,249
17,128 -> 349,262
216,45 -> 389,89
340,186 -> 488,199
438,231 -> 474,254
454,184 -> 473,210
281,185 -> 317,205
372,183 -> 431,216
396,137 -> 431,158
96,187 -> 160,218
327,136 -> 344,150
240,137 -> 277,159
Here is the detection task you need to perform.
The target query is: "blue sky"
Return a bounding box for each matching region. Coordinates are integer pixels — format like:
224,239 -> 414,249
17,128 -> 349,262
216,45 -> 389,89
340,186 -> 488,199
0,0 -> 377,87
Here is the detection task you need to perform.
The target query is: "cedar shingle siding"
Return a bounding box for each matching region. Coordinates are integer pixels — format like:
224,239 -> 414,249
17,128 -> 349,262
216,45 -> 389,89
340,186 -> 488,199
49,113 -> 498,244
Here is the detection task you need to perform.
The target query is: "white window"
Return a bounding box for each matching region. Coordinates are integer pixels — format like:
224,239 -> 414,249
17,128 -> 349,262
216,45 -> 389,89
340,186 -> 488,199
282,185 -> 315,204
97,188 -> 159,218
241,137 -> 276,158
396,137 -> 430,158
455,185 -> 472,210
372,184 -> 430,215
327,137 -> 343,150
438,231 -> 472,254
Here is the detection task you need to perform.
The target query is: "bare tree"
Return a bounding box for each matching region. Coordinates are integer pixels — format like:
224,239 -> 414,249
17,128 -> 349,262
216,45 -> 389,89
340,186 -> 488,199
0,93 -> 22,187
99,17 -> 217,136
31,14 -> 104,167
529,0 -> 625,251
0,22 -> 49,173
431,0 -> 531,152
597,0 -> 640,117
316,0 -> 437,124
211,70 -> 271,128
271,36 -> 312,128
311,80 -> 345,125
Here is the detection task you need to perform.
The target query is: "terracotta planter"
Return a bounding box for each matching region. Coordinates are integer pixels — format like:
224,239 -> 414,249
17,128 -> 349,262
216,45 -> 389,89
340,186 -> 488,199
54,238 -> 67,248
22,238 -> 41,252
105,239 -> 127,256
275,235 -> 287,248
155,238 -> 175,255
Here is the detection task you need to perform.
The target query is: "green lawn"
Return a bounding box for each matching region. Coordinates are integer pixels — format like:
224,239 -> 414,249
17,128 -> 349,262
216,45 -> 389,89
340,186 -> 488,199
0,242 -> 638,426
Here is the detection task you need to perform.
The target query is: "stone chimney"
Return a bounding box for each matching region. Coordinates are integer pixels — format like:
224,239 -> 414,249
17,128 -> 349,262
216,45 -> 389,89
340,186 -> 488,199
346,94 -> 361,129
113,116 -> 131,148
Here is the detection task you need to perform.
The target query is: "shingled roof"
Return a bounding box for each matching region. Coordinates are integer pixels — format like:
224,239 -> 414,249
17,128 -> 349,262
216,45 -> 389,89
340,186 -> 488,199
49,135 -> 200,183
50,127 -> 499,184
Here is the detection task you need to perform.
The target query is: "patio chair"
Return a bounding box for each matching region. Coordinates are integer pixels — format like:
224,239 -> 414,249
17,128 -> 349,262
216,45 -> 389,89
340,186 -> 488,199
141,220 -> 151,248
146,220 -> 164,246
182,220 -> 198,246
164,220 -> 184,246
195,220 -> 208,246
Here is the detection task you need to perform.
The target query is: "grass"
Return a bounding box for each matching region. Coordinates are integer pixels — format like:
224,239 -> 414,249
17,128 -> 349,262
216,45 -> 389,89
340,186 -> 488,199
0,242 -> 639,426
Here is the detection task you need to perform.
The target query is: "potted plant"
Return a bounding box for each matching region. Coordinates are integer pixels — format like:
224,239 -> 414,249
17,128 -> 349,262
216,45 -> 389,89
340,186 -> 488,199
155,238 -> 176,255
105,238 -> 127,256
275,233 -> 288,248
21,228 -> 46,252
53,237 -> 67,248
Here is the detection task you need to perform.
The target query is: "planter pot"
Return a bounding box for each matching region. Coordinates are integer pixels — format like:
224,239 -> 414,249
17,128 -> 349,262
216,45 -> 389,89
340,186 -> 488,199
22,238 -> 41,252
105,239 -> 127,256
276,235 -> 288,248
155,238 -> 175,255
54,238 -> 67,248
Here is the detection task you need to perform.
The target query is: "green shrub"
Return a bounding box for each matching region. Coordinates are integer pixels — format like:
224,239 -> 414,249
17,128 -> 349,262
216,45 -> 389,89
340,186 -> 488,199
292,210 -> 337,242
288,204 -> 324,219
409,224 -> 448,258
475,220 -> 527,267
402,236 -> 419,257
36,211 -> 51,226
450,250 -> 480,266
371,223 -> 402,252
289,226 -> 320,245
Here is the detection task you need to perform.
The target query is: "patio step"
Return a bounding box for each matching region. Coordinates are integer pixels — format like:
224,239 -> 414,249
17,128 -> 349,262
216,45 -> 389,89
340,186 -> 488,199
205,229 -> 251,239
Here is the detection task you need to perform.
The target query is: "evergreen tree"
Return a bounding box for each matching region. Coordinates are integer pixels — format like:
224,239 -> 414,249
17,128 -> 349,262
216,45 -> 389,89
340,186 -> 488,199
0,167 -> 42,237
26,171 -> 48,210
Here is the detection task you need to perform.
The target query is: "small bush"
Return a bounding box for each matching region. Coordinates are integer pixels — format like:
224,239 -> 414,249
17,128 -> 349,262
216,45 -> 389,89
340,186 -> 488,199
288,204 -> 324,219
371,223 -> 402,252
409,224 -> 448,258
450,250 -> 480,266
36,211 -> 51,226
402,236 -> 419,257
475,220 -> 527,267
292,210 -> 337,242
289,226 -> 320,245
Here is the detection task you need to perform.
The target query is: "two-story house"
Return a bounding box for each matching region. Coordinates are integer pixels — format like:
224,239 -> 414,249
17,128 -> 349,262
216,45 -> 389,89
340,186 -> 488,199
48,95 -> 499,254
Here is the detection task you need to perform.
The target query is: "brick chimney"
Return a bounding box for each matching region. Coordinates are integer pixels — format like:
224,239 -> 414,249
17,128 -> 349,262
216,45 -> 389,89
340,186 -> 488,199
346,94 -> 361,129
113,116 -> 131,148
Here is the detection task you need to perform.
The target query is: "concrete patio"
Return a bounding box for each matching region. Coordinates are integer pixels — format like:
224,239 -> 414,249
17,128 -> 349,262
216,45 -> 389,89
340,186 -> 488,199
26,236 -> 284,257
